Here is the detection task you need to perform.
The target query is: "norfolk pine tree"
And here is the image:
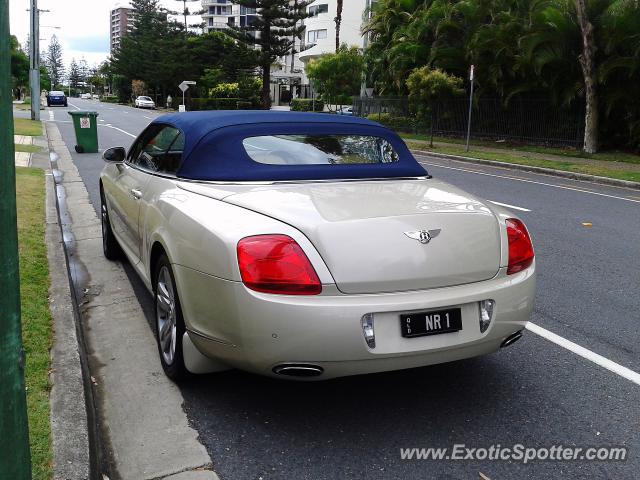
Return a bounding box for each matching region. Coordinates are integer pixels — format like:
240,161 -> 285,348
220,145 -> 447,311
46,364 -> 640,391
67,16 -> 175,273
229,0 -> 311,108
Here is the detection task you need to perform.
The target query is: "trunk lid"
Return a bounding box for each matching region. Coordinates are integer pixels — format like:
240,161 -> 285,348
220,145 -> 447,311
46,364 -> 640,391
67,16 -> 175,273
222,179 -> 501,294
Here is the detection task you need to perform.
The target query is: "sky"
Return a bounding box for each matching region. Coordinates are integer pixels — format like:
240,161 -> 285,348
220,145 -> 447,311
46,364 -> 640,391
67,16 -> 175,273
9,0 -> 202,71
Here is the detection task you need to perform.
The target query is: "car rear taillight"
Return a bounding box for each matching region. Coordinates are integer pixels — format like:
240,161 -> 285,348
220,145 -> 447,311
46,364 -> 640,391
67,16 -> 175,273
237,235 -> 322,295
506,218 -> 534,275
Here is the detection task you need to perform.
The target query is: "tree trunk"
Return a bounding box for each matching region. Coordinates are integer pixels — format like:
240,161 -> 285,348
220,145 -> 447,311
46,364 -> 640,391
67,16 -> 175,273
335,0 -> 343,51
261,61 -> 271,109
575,0 -> 598,153
261,23 -> 272,109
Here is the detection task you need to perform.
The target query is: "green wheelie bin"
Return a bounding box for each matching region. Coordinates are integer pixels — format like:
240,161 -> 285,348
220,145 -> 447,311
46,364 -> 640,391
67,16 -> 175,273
68,111 -> 99,153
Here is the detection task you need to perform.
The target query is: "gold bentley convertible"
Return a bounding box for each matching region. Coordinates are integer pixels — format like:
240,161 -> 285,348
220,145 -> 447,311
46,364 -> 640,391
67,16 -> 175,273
100,111 -> 536,381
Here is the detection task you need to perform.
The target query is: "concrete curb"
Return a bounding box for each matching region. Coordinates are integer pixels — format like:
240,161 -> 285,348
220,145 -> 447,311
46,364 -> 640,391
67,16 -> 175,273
46,122 -> 215,480
411,149 -> 640,190
46,168 -> 91,480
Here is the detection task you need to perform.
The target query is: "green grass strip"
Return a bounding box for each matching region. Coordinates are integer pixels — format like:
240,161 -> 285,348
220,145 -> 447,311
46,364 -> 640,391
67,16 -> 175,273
14,118 -> 43,136
406,142 -> 640,183
16,167 -> 53,480
15,144 -> 42,154
400,134 -> 640,165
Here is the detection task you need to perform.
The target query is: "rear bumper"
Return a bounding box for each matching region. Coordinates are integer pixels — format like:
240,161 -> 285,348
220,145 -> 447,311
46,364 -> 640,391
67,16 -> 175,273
175,263 -> 535,379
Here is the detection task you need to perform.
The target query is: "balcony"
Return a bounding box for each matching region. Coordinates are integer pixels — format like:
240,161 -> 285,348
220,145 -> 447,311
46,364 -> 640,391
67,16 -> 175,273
207,22 -> 230,30
201,0 -> 233,5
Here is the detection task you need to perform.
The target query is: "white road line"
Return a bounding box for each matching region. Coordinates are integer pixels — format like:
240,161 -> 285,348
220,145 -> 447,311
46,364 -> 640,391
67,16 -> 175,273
526,322 -> 640,386
416,156 -> 640,203
48,110 -> 54,121
101,124 -> 136,138
143,115 -> 152,119
67,102 -> 81,111
489,200 -> 531,212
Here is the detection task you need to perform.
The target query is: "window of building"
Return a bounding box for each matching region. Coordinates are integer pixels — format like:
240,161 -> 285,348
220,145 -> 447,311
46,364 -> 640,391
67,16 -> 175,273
308,4 -> 328,16
307,29 -> 328,43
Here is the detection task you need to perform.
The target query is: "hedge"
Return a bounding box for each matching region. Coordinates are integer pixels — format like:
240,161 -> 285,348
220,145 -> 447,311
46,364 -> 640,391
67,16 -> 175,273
236,101 -> 253,110
101,96 -> 120,104
291,98 -> 325,112
365,113 -> 419,132
170,97 -> 245,111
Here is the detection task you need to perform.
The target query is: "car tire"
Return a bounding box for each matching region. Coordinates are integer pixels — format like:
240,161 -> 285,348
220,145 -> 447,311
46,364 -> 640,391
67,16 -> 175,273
100,188 -> 122,260
64,102 -> 67,107
154,254 -> 187,381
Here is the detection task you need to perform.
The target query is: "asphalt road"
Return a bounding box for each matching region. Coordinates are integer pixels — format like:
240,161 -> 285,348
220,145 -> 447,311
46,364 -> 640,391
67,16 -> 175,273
50,99 -> 640,480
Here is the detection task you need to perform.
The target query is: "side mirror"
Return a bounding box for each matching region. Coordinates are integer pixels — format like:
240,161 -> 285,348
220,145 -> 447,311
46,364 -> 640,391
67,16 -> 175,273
103,147 -> 126,163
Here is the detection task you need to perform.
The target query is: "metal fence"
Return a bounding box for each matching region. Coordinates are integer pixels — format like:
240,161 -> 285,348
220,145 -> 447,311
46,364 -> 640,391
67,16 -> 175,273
353,96 -> 585,148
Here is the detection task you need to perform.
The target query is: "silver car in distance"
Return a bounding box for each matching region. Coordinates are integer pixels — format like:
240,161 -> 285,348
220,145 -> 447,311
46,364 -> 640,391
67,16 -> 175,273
99,111 -> 535,381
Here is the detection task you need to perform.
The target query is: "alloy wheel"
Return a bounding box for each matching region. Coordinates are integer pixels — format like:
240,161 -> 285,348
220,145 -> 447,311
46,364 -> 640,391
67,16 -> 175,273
156,266 -> 177,365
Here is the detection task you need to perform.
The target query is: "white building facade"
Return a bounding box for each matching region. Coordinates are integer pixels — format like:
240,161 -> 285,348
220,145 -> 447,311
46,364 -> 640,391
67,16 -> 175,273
201,0 -> 258,32
298,0 -> 370,64
200,0 -> 373,104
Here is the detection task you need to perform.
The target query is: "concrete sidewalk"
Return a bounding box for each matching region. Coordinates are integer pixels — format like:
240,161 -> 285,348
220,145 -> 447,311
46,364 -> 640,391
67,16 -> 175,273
44,121 -> 217,480
16,112 -> 218,479
15,134 -> 33,167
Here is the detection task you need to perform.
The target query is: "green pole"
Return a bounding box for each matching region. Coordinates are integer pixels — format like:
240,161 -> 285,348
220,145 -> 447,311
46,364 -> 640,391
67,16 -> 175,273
0,0 -> 33,478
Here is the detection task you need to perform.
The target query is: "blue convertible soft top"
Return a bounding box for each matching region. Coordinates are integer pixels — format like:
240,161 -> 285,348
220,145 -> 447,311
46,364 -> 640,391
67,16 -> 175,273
152,111 -> 427,181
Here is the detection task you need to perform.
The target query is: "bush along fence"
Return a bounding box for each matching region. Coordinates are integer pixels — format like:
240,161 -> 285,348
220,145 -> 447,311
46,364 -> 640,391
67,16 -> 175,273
353,96 -> 585,148
291,98 -> 325,112
170,97 -> 257,111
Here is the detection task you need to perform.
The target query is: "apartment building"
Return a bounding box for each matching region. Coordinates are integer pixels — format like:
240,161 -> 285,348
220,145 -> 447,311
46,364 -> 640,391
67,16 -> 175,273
200,0 -> 373,103
298,0 -> 370,63
110,5 -> 135,54
201,0 -> 258,32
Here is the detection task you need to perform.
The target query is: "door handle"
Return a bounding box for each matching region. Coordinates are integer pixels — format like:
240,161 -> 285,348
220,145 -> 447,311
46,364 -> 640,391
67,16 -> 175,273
130,189 -> 143,200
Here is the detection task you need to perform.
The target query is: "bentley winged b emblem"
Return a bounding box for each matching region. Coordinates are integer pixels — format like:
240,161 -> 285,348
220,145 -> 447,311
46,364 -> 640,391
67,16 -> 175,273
404,229 -> 441,244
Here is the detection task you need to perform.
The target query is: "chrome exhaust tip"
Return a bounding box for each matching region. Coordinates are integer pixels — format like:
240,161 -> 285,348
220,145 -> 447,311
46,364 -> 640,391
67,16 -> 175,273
500,330 -> 523,348
272,364 -> 324,377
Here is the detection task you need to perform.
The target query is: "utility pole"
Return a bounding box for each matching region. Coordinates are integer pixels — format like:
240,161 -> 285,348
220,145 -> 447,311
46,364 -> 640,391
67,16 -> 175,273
29,0 -> 40,120
465,65 -> 475,152
1,0 -> 33,478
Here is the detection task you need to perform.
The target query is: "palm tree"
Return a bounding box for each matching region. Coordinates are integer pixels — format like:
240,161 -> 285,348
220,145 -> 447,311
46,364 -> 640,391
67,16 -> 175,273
335,0 -> 343,51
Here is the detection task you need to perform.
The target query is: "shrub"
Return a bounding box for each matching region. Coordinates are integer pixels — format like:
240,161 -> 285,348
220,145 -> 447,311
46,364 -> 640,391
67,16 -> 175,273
236,101 -> 253,110
291,98 -> 325,112
366,113 -> 417,132
101,95 -> 119,104
305,45 -> 364,105
188,98 -> 241,111
209,82 -> 240,99
406,67 -> 464,121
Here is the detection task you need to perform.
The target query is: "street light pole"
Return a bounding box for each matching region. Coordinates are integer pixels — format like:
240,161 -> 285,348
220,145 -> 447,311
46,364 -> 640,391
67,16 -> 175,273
29,0 -> 40,120
1,0 -> 33,477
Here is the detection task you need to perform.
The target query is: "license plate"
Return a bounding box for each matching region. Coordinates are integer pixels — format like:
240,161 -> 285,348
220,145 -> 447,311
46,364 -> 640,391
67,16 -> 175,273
400,308 -> 462,338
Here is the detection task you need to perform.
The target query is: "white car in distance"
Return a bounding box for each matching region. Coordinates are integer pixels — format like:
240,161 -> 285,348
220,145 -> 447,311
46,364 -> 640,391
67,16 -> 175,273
135,96 -> 156,109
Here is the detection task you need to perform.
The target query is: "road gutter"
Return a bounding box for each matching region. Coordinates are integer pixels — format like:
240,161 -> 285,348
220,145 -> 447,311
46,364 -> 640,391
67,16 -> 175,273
45,121 -> 216,480
411,149 -> 640,190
